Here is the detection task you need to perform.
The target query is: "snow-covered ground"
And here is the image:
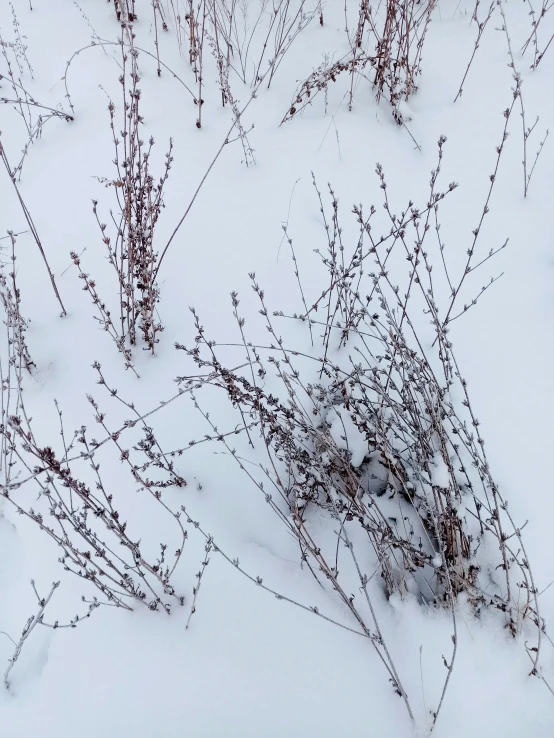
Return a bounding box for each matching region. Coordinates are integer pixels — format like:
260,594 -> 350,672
1,1 -> 554,736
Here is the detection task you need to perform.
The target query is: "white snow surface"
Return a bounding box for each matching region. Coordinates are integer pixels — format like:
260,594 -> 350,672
1,1 -> 554,737
326,405 -> 368,468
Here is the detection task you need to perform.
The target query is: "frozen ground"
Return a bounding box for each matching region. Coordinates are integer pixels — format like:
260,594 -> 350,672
1,1 -> 554,736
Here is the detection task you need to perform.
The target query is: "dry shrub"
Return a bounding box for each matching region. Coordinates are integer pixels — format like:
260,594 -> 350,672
74,38 -> 173,367
1,359 -> 189,612
284,0 -> 437,123
179,139 -> 547,725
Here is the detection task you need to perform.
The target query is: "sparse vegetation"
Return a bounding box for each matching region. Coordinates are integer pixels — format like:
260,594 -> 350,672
1,0 -> 553,733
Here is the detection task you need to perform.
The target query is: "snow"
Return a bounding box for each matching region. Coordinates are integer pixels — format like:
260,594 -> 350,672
326,404 -> 368,468
429,454 -> 451,490
1,1 -> 554,736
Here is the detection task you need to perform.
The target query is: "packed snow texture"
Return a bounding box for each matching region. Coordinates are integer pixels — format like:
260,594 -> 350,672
1,1 -> 554,737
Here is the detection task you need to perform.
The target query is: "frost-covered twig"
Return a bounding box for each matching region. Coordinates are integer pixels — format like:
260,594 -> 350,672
0,139 -> 66,315
454,0 -> 495,102
4,581 -> 58,690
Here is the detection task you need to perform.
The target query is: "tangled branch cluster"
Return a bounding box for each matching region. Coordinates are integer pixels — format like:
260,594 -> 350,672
177,139 -> 546,723
284,0 -> 437,123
